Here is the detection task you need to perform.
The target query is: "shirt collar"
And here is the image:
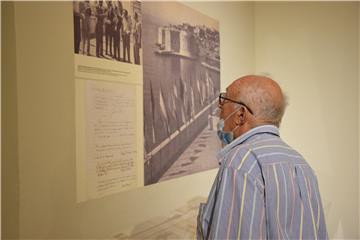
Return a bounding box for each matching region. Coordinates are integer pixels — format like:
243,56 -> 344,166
216,124 -> 280,162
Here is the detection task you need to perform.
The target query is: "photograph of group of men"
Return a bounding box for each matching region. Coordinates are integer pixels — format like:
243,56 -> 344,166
73,0 -> 142,65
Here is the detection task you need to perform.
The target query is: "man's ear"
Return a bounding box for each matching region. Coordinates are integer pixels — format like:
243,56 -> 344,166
234,106 -> 246,125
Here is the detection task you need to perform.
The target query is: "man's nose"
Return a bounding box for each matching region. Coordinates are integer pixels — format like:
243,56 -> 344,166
218,102 -> 223,109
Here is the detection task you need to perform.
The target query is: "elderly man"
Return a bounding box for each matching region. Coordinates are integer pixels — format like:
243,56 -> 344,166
197,75 -> 327,239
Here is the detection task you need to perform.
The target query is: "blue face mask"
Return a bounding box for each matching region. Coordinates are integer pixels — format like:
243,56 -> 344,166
217,109 -> 239,145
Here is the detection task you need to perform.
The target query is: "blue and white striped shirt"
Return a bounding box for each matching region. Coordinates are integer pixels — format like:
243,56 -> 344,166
197,125 -> 328,239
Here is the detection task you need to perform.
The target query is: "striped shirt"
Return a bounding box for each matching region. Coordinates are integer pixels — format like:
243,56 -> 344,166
197,125 -> 328,239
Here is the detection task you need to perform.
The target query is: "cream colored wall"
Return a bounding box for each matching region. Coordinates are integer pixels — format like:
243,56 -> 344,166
0,2 -> 2,237
1,2 -> 19,238
255,2 -> 359,239
5,2 -> 255,238
2,2 -> 19,239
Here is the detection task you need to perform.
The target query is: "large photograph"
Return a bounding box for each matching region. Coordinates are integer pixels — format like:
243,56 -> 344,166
143,2 -> 221,185
73,0 -> 142,65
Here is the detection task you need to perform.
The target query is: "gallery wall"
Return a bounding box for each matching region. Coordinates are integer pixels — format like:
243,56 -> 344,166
254,2 -> 359,239
2,1 -> 255,238
2,2 -> 19,239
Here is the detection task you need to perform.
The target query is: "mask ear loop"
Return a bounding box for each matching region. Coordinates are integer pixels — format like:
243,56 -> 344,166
216,106 -> 242,145
223,105 -> 242,123
222,105 -> 243,141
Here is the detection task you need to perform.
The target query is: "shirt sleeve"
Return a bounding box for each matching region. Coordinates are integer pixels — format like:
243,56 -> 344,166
197,166 -> 266,240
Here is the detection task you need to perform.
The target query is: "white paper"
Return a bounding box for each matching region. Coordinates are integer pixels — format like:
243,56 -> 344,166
75,53 -> 143,202
85,80 -> 138,199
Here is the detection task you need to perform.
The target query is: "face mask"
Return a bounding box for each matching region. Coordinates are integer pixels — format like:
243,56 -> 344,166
217,109 -> 239,145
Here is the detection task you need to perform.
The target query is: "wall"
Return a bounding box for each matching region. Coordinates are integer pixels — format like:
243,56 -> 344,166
2,2 -> 19,239
255,2 -> 359,238
0,1 -> 1,235
2,2 -> 255,238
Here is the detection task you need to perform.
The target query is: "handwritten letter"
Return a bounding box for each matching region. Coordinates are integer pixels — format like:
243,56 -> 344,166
85,80 -> 137,198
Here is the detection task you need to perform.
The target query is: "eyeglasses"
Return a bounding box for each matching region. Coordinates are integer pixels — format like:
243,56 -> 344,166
218,92 -> 253,114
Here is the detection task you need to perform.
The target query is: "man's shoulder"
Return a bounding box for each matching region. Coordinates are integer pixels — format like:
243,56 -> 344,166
249,136 -> 307,167
223,134 -> 285,164
220,142 -> 265,191
223,135 -> 307,175
220,137 -> 269,179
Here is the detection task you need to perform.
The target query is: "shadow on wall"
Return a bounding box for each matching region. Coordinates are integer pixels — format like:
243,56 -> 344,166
113,197 -> 206,239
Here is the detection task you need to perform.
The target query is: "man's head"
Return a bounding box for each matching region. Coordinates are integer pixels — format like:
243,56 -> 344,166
219,75 -> 287,139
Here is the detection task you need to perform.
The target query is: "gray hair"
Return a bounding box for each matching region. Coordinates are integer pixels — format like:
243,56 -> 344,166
238,82 -> 288,127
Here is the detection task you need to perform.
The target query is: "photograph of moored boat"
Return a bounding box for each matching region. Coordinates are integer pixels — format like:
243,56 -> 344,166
142,2 -> 221,185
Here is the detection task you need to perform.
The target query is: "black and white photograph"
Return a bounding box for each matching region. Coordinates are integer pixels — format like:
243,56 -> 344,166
142,2 -> 221,185
73,0 -> 142,65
